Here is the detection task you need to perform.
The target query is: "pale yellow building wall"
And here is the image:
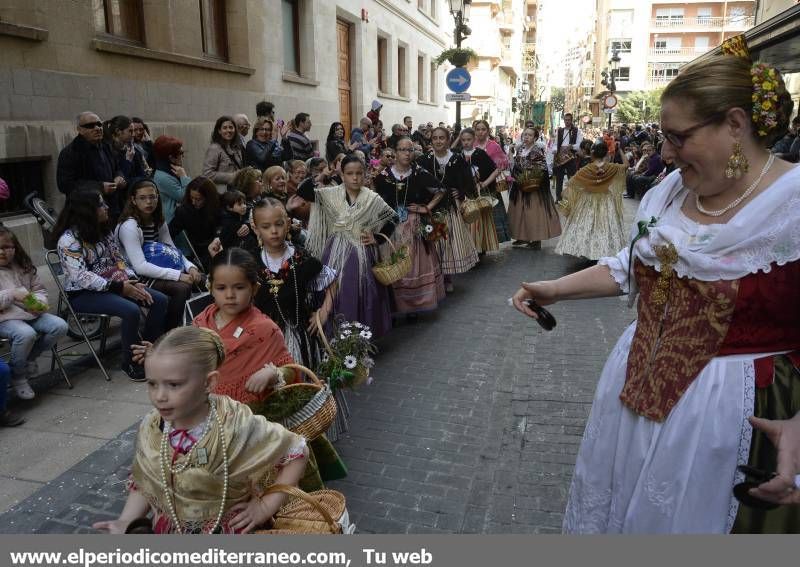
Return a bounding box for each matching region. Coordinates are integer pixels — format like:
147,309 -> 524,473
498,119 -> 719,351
0,0 -> 450,263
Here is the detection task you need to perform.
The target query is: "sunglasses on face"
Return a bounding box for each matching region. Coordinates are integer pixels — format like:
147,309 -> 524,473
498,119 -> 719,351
80,121 -> 103,130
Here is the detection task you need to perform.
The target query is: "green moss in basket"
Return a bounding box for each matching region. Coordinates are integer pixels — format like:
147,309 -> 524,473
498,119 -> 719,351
249,387 -> 317,422
377,246 -> 407,266
22,293 -> 48,312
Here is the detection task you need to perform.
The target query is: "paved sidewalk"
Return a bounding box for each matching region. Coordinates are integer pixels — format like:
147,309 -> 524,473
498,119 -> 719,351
0,201 -> 638,534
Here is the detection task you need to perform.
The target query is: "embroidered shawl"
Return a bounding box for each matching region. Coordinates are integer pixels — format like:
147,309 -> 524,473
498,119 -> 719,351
131,395 -> 302,533
306,184 -> 396,286
193,304 -> 295,404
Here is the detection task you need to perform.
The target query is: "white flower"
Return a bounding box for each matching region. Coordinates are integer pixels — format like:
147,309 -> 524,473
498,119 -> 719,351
341,329 -> 352,338
353,322 -> 363,328
366,376 -> 374,386
359,330 -> 373,340
362,356 -> 375,369
344,355 -> 357,369
321,352 -> 329,363
425,224 -> 434,233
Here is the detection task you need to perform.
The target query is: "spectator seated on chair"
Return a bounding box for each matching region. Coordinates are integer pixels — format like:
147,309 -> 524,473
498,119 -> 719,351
0,226 -> 68,400
52,189 -> 168,381
115,179 -> 202,332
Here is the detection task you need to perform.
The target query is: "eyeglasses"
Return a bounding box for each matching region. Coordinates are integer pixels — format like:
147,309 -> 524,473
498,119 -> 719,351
662,115 -> 722,149
79,121 -> 103,130
136,195 -> 159,202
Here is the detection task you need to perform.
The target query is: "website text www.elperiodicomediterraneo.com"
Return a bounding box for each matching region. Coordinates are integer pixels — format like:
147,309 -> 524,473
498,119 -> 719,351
8,546 -> 435,567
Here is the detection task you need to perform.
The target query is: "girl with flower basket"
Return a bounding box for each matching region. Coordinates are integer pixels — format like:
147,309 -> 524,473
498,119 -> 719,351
417,127 -> 479,291
459,128 -> 502,254
374,138 -> 446,315
303,155 -> 397,338
248,197 -> 351,440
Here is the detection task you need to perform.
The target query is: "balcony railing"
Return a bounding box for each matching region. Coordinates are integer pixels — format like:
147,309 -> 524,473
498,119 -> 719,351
648,46 -> 712,57
650,15 -> 755,29
647,75 -> 678,88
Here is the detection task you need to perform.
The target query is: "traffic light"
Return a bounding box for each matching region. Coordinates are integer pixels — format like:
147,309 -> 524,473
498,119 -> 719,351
512,97 -> 518,112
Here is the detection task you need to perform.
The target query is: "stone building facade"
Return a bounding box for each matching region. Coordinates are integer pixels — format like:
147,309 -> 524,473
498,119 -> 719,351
0,0 -> 450,262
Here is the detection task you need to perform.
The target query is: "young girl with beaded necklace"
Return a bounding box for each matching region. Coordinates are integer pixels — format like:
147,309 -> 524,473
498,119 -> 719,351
93,326 -> 308,534
251,198 -> 336,368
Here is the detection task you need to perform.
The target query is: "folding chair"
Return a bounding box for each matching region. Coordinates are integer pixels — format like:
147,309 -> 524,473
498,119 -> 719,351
183,292 -> 214,326
0,333 -> 75,389
45,250 -> 111,383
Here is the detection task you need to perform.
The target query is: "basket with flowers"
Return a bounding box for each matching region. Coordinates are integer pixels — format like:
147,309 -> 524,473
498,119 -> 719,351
417,211 -> 449,242
315,315 -> 377,391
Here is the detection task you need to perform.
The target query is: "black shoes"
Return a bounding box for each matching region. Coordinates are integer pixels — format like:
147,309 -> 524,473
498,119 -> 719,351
0,409 -> 26,427
122,363 -> 147,382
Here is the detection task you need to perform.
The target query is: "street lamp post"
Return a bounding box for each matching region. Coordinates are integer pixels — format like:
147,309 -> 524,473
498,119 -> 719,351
600,48 -> 621,130
448,0 -> 472,127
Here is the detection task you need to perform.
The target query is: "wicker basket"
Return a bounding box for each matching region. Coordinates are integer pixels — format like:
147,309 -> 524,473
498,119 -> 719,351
495,175 -> 509,192
256,484 -> 346,534
261,364 -> 337,440
460,198 -> 481,224
371,232 -> 412,286
519,171 -> 544,193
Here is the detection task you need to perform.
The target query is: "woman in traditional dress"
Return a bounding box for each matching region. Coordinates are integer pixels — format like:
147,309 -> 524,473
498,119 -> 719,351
554,140 -> 627,261
460,128 -> 501,254
417,127 -> 478,291
303,155 -> 397,339
508,127 -> 561,250
513,41 -> 800,533
474,120 -> 512,244
374,138 -> 445,316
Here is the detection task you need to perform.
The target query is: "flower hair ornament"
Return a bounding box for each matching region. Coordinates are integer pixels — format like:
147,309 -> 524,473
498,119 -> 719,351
720,34 -> 785,139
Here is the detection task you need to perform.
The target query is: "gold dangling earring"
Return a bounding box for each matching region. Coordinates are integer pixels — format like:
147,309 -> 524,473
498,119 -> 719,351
725,141 -> 749,180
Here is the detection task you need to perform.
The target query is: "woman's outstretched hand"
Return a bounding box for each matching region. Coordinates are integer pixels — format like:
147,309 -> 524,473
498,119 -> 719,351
512,280 -> 558,320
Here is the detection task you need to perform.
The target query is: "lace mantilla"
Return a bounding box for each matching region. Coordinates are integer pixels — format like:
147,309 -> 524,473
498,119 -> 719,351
625,167 -> 800,282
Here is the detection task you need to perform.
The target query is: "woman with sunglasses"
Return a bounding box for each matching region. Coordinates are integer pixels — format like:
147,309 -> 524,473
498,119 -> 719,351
514,38 -> 800,533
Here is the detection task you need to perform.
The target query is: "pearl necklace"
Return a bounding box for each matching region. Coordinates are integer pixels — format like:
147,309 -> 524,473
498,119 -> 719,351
159,397 -> 229,534
163,407 -> 214,474
695,153 -> 775,217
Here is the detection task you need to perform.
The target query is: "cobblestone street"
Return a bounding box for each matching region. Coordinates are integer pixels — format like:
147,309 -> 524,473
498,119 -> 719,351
0,241 -> 635,534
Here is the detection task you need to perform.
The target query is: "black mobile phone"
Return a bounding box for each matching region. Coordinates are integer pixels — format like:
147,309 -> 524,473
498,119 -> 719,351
733,465 -> 780,510
523,299 -> 557,331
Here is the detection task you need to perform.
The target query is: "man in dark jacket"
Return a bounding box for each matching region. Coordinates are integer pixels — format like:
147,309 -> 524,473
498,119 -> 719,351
57,111 -> 117,198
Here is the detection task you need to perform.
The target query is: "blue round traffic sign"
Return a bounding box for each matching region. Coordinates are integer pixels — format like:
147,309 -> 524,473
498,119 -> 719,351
446,67 -> 471,94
